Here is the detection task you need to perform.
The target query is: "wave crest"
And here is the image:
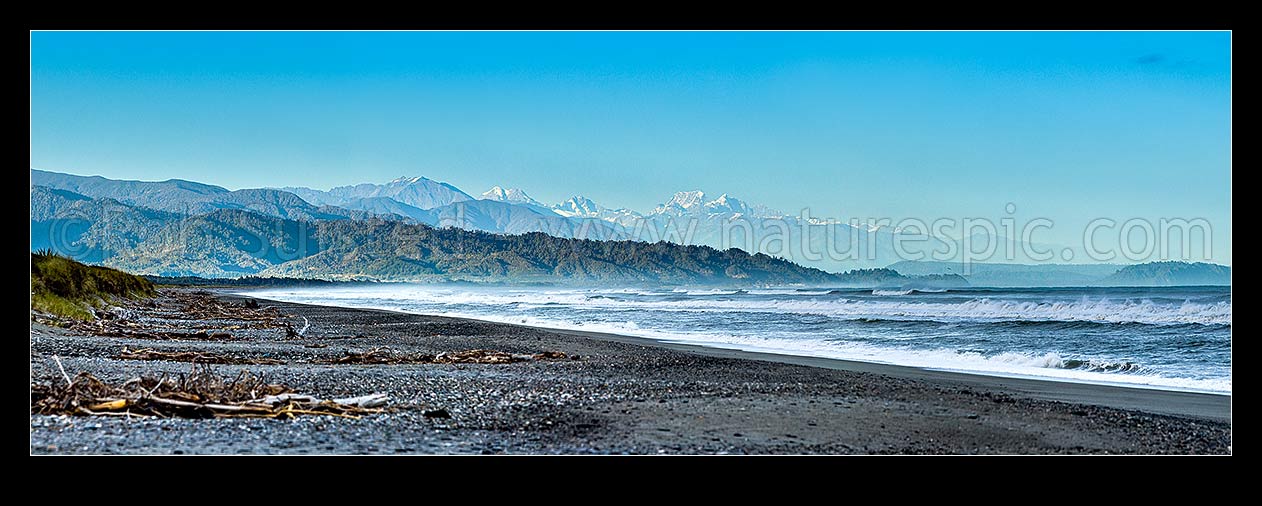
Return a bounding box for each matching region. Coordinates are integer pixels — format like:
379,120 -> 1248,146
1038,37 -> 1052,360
989,352 -> 1145,373
763,298 -> 1231,326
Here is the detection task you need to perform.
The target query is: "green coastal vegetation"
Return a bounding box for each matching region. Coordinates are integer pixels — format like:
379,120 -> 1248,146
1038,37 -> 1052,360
31,250 -> 154,320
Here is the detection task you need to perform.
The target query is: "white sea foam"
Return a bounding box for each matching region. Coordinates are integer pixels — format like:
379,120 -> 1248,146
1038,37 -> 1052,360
671,288 -> 744,295
252,286 -> 1231,326
746,288 -> 824,295
870,288 -> 946,295
755,297 -> 1236,326
246,285 -> 1232,394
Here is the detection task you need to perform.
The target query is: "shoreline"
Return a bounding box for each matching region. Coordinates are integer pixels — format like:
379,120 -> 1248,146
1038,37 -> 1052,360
247,294 -> 1232,422
32,288 -> 1232,454
548,327 -> 1232,422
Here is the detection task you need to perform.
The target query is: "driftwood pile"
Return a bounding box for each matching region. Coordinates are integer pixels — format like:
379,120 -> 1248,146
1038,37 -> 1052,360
97,328 -> 237,341
317,347 -> 573,365
110,346 -> 572,366
169,291 -> 285,326
32,290 -> 293,340
32,363 -> 387,419
30,314 -> 242,341
436,349 -> 572,364
114,347 -> 286,365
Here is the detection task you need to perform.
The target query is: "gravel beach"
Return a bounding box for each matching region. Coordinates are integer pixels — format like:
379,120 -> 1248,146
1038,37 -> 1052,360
30,288 -> 1231,455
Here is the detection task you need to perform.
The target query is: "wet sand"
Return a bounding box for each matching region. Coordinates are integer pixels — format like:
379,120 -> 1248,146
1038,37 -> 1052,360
30,289 -> 1231,454
544,326 -> 1230,422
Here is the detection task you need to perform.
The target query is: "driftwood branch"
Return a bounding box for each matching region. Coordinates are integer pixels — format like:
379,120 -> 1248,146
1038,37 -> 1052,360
143,395 -> 274,414
51,355 -> 72,386
253,393 -> 320,405
332,393 -> 390,408
32,366 -> 389,420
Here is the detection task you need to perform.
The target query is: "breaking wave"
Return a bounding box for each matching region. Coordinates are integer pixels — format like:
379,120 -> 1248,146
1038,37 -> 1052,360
245,284 -> 1231,393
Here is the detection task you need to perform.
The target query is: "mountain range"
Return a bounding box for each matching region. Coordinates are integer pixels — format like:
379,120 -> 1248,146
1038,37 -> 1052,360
888,260 -> 1124,287
31,169 -> 1027,270
32,169 -> 358,221
888,260 -> 1230,286
27,171 -> 846,284
29,169 -> 1230,285
1101,261 -> 1231,286
278,176 -> 473,209
46,204 -> 846,284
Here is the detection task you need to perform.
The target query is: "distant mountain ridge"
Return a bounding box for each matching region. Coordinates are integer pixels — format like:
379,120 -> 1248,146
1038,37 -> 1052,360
30,185 -> 180,263
888,260 -> 1124,287
31,169 -> 1229,285
32,169 -> 351,221
888,260 -> 1230,287
33,169 -> 1066,270
650,190 -> 781,217
1102,261 -> 1230,286
91,207 -> 837,283
279,176 -> 473,210
28,172 -> 835,283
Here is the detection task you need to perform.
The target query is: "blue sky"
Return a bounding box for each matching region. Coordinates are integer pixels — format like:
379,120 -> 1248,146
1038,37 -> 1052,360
30,31 -> 1231,262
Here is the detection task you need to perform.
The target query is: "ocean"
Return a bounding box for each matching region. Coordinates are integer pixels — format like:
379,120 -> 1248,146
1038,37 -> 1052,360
247,285 -> 1231,394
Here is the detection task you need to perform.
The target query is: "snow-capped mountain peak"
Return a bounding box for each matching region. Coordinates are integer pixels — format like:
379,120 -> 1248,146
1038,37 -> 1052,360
649,190 -> 783,218
552,195 -> 603,217
703,193 -> 751,214
550,195 -> 644,227
480,186 -> 542,206
390,176 -> 429,185
652,190 -> 709,215
669,190 -> 706,209
296,175 -> 473,210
